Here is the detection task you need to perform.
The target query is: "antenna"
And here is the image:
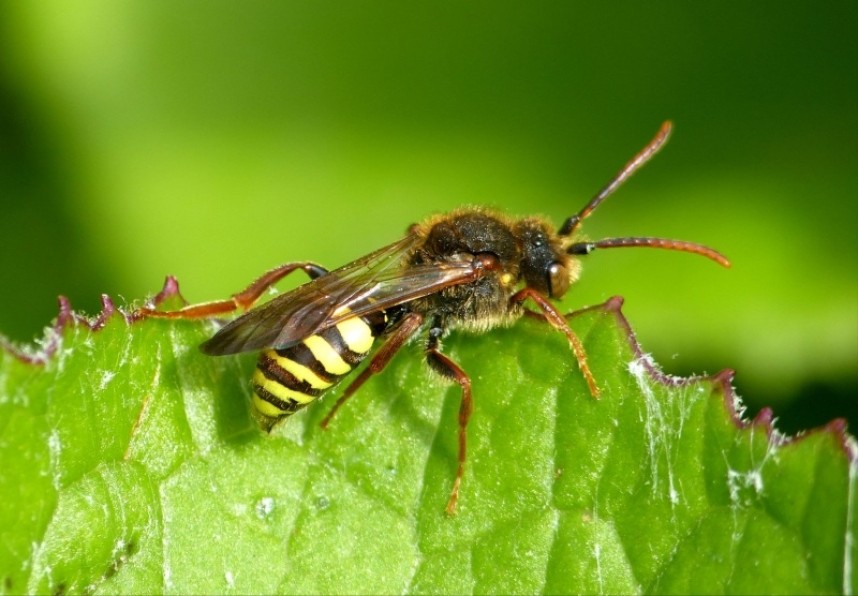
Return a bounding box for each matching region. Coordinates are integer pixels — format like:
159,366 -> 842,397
567,237 -> 730,267
559,121 -> 673,237
560,121 -> 730,268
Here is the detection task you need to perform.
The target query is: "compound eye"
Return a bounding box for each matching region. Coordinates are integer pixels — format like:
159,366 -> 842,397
547,262 -> 570,298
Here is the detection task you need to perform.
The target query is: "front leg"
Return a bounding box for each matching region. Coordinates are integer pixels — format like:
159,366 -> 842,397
511,287 -> 600,398
425,324 -> 473,516
137,261 -> 328,320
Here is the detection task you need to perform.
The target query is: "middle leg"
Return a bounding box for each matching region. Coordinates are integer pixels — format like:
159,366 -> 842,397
425,324 -> 473,516
320,311 -> 424,429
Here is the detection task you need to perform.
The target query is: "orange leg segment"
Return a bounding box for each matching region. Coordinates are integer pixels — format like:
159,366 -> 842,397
138,262 -> 327,319
511,288 -> 600,398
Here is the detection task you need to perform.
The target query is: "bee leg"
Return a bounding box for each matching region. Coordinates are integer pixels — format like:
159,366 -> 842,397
320,312 -> 424,429
137,262 -> 328,319
425,325 -> 472,516
510,288 -> 600,398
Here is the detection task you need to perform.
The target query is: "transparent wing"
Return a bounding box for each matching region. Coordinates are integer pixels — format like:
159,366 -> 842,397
201,234 -> 483,355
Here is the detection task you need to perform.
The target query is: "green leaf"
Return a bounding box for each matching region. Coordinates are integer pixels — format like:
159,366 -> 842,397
0,284 -> 854,594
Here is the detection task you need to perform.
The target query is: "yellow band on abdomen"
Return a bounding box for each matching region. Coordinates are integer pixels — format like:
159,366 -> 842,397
335,316 -> 375,354
302,335 -> 351,375
252,369 -> 316,406
266,350 -> 334,390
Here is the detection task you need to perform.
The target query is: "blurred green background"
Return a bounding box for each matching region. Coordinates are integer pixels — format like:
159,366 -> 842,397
0,2 -> 855,433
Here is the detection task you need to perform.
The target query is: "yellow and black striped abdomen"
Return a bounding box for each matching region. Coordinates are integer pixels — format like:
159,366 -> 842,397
250,309 -> 387,430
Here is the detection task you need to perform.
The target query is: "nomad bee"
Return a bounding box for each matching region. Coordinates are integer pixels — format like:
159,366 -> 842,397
142,122 -> 729,514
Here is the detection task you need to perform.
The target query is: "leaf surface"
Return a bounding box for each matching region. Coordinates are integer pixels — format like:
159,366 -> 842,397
0,285 -> 853,594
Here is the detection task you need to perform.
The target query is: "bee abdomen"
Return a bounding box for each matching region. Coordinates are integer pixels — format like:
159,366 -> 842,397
250,309 -> 386,430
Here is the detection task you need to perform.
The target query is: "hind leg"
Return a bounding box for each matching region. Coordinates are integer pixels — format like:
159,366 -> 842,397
137,262 -> 328,319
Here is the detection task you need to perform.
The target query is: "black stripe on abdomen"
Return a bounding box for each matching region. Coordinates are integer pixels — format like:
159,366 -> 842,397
249,309 -> 385,429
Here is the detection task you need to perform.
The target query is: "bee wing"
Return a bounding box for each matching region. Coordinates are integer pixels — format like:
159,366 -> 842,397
319,257 -> 481,328
201,234 -> 484,355
201,234 -> 418,355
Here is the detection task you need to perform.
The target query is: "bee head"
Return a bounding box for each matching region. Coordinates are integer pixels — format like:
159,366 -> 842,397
515,218 -> 579,299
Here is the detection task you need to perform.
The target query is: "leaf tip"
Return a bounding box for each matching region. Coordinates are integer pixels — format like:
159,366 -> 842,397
2,278 -> 188,367
604,295 -> 625,311
153,275 -> 185,306
752,406 -> 774,426
823,418 -> 857,461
